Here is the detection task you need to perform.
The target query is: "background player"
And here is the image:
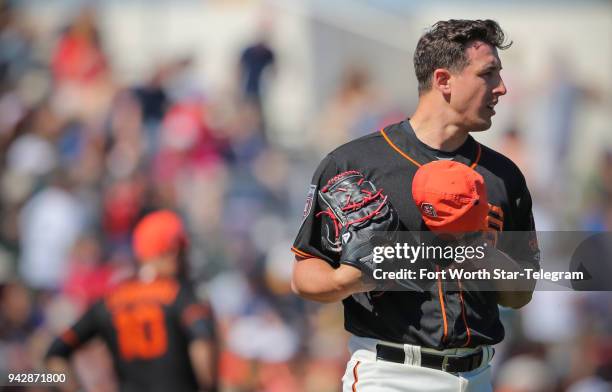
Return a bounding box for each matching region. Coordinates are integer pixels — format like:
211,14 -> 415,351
45,210 -> 218,392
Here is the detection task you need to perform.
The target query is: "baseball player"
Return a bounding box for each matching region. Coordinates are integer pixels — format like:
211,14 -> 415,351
291,20 -> 540,392
45,210 -> 218,392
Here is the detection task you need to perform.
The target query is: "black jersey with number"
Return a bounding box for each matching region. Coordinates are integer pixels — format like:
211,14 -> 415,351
292,119 -> 540,349
46,277 -> 216,392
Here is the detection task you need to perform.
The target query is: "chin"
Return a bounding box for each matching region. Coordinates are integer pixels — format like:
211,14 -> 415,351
470,118 -> 492,132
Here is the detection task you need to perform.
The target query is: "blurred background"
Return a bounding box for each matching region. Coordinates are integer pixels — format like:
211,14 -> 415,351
0,0 -> 611,391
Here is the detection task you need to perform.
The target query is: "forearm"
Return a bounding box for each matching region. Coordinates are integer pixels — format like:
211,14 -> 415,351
486,248 -> 536,308
189,340 -> 219,392
291,258 -> 371,303
45,356 -> 80,392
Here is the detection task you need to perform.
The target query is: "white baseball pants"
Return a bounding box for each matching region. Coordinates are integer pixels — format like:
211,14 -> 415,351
342,335 -> 494,392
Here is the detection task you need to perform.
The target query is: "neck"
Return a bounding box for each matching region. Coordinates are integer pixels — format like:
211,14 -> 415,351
409,98 -> 469,152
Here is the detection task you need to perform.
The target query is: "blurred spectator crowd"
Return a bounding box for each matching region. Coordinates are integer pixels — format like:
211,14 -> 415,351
0,2 -> 611,391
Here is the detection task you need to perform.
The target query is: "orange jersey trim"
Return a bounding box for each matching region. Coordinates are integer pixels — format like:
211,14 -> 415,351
488,204 -> 504,220
381,128 -> 483,170
60,329 -> 79,347
436,265 -> 449,342
291,246 -> 316,259
181,303 -> 211,328
470,144 -> 482,169
487,216 -> 504,230
380,128 -> 422,168
487,203 -> 504,231
352,360 -> 361,392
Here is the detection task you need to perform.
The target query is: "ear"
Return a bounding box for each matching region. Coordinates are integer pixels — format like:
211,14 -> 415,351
432,68 -> 452,94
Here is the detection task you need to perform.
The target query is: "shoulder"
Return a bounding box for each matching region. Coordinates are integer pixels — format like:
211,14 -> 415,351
315,122 -> 405,179
477,142 -> 528,192
174,280 -> 204,307
81,299 -> 108,323
176,280 -> 196,298
327,130 -> 386,163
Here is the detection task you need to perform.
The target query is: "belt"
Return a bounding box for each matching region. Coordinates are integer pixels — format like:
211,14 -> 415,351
375,344 -> 485,373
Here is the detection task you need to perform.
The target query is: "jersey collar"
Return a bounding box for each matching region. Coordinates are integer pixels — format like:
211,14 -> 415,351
381,119 -> 481,169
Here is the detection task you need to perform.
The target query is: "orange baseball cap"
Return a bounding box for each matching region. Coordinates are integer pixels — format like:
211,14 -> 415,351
132,210 -> 187,262
412,160 -> 488,233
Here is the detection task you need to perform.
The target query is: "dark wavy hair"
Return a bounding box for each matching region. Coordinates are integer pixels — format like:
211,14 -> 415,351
414,19 -> 512,95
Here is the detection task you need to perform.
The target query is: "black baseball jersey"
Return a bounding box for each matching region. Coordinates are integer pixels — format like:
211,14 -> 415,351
292,119 -> 540,349
46,277 -> 216,392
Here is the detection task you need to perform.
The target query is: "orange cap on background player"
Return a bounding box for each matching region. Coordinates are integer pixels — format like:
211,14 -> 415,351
412,160 -> 488,233
132,210 -> 187,262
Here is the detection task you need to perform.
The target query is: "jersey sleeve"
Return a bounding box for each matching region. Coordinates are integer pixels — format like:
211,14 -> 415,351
45,301 -> 103,359
175,286 -> 216,342
291,154 -> 342,267
499,175 -> 541,270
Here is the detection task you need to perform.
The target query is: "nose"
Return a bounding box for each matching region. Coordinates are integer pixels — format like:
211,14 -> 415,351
494,77 -> 507,97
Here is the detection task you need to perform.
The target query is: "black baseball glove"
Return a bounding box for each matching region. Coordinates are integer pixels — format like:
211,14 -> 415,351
317,170 -> 422,292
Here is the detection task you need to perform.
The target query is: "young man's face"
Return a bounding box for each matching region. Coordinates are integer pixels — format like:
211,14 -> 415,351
448,40 -> 507,132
